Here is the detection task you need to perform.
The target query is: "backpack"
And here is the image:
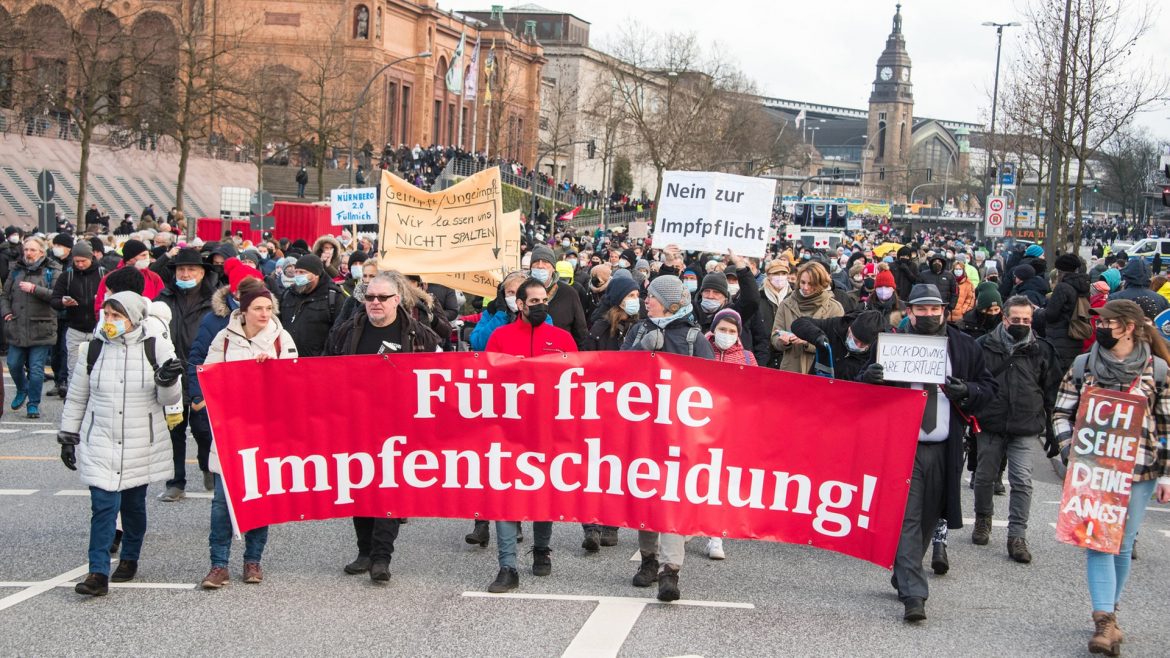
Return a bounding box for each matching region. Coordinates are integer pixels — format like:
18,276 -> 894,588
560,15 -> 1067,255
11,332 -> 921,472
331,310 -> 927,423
1070,351 -> 1168,398
86,336 -> 158,375
629,321 -> 702,357
1067,295 -> 1093,341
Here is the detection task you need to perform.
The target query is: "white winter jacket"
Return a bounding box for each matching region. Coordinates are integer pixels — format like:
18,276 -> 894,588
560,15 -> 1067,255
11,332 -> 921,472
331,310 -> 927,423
61,303 -> 182,492
206,311 -> 297,474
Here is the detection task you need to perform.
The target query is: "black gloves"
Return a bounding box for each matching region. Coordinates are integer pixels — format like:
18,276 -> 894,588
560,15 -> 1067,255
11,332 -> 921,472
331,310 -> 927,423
154,358 -> 184,387
1044,427 -> 1061,459
60,445 -> 76,471
858,363 -> 885,385
814,333 -> 831,350
943,376 -> 969,402
1056,432 -> 1072,465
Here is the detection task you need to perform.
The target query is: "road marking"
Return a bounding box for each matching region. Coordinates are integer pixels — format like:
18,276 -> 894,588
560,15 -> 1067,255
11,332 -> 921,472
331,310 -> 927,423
0,456 -> 55,461
0,489 -> 37,495
0,582 -> 195,590
0,564 -> 89,612
0,421 -> 55,426
55,490 -> 90,496
962,517 -> 1008,528
463,592 -> 752,658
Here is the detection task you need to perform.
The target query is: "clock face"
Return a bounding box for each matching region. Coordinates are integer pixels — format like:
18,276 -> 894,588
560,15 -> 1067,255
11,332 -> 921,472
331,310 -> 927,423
901,67 -> 910,82
880,66 -> 893,81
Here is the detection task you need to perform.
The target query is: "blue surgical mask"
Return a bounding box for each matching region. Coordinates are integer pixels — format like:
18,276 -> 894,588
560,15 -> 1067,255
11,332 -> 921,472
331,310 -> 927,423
883,256 -> 895,263
293,274 -> 311,287
175,278 -> 197,290
845,332 -> 868,354
352,266 -> 362,279
531,268 -> 550,283
281,275 -> 296,288
622,298 -> 640,315
700,298 -> 722,313
684,280 -> 698,293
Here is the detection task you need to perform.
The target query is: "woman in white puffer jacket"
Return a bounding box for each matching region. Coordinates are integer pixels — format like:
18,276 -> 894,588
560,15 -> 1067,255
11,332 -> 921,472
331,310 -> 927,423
199,277 -> 297,590
58,291 -> 184,596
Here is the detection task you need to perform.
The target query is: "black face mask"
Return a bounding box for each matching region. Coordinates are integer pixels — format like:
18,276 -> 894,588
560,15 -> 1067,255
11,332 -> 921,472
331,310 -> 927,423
980,312 -> 1001,327
930,262 -> 943,273
1006,324 -> 1030,341
591,277 -> 602,288
912,315 -> 943,335
1096,326 -> 1120,350
525,303 -> 548,327
862,278 -> 875,291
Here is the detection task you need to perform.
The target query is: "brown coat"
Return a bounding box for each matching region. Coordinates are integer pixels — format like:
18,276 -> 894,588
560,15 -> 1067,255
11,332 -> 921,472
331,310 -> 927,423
770,289 -> 843,374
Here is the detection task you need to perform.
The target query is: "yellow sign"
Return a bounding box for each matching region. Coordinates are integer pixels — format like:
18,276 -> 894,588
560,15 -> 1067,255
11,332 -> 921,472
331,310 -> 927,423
377,168 -> 506,274
424,211 -> 523,298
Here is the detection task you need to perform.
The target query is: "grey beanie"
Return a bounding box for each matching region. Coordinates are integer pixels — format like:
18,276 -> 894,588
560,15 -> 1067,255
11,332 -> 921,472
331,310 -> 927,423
635,258 -> 650,271
700,272 -> 730,298
647,275 -> 690,313
530,244 -> 556,265
71,240 -> 94,260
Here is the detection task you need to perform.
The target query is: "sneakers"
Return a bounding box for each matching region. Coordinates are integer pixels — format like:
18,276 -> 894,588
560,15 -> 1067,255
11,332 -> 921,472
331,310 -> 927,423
344,555 -> 372,575
465,520 -> 490,547
158,487 -> 185,502
203,471 -> 214,492
657,567 -> 680,602
75,573 -> 108,596
632,555 -> 659,588
600,527 -> 619,546
26,404 -> 39,419
369,561 -> 391,582
200,566 -> 230,589
706,538 -> 725,560
488,567 -> 519,593
1007,536 -> 1032,564
532,548 -> 552,577
971,515 -> 992,545
109,529 -> 123,555
1089,611 -> 1122,656
110,560 -> 137,583
243,562 -> 263,584
582,528 -> 601,553
931,543 -> 949,575
10,391 -> 26,409
903,597 -> 927,622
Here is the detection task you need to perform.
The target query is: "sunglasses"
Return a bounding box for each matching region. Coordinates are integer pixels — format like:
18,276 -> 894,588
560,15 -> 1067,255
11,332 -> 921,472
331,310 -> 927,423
363,293 -> 398,302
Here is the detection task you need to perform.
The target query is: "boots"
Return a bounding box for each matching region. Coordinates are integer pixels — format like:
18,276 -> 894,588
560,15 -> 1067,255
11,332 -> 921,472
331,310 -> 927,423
344,555 -> 371,575
465,520 -> 490,547
971,515 -> 992,545
532,548 -> 552,577
600,526 -> 619,546
75,573 -> 108,596
632,555 -> 659,587
1089,611 -> 1122,656
1007,536 -> 1032,564
488,567 -> 519,593
657,566 -> 680,602
582,528 -> 601,553
110,560 -> 137,583
931,543 -> 949,575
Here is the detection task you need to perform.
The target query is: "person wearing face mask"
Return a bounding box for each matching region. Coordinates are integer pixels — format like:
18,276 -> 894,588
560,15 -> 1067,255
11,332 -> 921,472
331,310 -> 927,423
154,248 -> 219,501
311,234 -> 343,280
278,254 -> 343,357
861,269 -> 905,330
957,283 -> 1003,340
692,251 -> 761,352
681,269 -> 700,296
771,261 -> 844,374
0,226 -> 24,296
891,246 -> 921,301
528,245 -> 587,347
339,251 -> 368,297
969,296 -> 1061,566
919,255 -> 957,313
1,236 -> 61,418
790,309 -> 884,382
50,240 -> 105,398
855,283 -> 997,623
1052,299 -> 1170,655
43,234 -> 75,396
92,239 -> 165,315
584,263 -> 612,323
948,262 -> 975,322
759,260 -> 792,368
621,275 -> 714,602
468,272 -> 540,352
483,278 -> 577,595
707,308 -> 755,368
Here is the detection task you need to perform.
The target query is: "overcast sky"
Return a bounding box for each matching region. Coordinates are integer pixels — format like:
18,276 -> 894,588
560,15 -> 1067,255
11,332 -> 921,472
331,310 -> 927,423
472,0 -> 1170,140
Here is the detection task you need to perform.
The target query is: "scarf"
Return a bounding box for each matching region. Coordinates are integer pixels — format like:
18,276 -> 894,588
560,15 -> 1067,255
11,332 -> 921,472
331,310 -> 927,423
764,280 -> 789,308
650,304 -> 693,328
794,289 -> 833,314
1090,341 -> 1150,390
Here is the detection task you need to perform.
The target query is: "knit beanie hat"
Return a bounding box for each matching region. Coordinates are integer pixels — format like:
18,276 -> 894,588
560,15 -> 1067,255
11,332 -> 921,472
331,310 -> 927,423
52,233 -> 73,249
1055,253 -> 1082,273
604,276 -> 640,307
1100,268 -> 1122,292
1025,244 -> 1044,258
975,282 -> 1003,311
647,275 -> 690,313
295,254 -> 325,277
71,240 -> 94,260
121,239 -> 148,263
634,258 -> 650,272
850,310 -> 885,344
530,244 -> 555,266
1012,264 -> 1036,281
711,308 -> 743,334
875,270 -> 896,289
239,284 -> 273,313
896,246 -> 914,259
1092,281 -> 1110,295
700,272 -> 730,298
224,257 -> 264,293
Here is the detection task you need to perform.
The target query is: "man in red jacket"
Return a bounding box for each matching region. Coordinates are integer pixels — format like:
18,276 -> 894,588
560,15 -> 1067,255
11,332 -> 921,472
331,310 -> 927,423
485,278 -> 576,594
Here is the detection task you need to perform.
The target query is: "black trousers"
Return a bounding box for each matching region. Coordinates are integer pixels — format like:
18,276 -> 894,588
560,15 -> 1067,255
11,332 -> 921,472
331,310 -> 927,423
353,517 -> 401,563
893,441 -> 946,602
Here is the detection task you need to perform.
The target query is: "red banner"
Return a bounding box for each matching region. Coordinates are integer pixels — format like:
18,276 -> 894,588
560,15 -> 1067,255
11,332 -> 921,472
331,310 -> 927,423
198,352 -> 926,568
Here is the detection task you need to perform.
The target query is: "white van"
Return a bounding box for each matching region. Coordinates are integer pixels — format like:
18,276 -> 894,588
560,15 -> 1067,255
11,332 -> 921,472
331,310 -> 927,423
1125,238 -> 1170,264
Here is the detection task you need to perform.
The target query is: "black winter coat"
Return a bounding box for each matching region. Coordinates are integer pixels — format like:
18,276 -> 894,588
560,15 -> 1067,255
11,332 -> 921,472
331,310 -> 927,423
583,314 -> 634,352
50,261 -> 104,333
789,313 -> 873,382
920,267 -> 957,309
156,279 -> 216,371
621,315 -> 715,359
279,279 -> 343,357
326,307 -> 442,356
548,281 -> 588,347
427,282 -> 461,322
975,328 -> 1061,436
892,258 -> 920,301
1011,276 -> 1050,308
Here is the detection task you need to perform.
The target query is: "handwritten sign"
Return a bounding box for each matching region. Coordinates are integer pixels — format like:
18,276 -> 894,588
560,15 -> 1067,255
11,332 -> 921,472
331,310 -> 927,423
1055,387 -> 1145,554
653,171 -> 776,258
425,211 -> 522,298
377,168 -> 505,274
875,333 -> 948,384
628,221 -> 649,240
331,187 -> 378,225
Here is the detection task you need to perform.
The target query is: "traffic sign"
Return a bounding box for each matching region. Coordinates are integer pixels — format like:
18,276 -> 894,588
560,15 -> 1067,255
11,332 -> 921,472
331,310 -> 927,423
36,170 -> 55,202
985,195 -> 1006,237
1000,162 -> 1016,187
250,190 -> 275,217
37,202 -> 55,234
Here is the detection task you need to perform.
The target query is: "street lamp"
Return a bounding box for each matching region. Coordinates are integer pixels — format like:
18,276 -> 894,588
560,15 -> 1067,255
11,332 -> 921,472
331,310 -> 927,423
349,51 -> 432,187
982,21 -> 1020,195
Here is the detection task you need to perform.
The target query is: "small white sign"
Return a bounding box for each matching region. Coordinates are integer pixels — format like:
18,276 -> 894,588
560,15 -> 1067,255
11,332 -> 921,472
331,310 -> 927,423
985,195 -> 1006,237
331,187 -> 379,225
628,221 -> 649,240
876,333 -> 948,385
654,171 -> 777,258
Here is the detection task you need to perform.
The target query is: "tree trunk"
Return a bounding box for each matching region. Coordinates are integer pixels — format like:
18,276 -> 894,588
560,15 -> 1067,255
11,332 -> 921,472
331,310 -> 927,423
76,125 -> 93,222
177,135 -> 192,240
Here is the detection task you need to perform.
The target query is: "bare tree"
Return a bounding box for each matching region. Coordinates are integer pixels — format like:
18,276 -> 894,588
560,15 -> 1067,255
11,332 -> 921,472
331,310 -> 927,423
221,60 -> 299,192
293,18 -> 362,200
536,60 -> 580,178
1098,127 -> 1161,220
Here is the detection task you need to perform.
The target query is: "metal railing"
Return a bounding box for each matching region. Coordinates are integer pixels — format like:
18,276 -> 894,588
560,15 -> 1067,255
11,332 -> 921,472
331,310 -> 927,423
443,157 -> 606,210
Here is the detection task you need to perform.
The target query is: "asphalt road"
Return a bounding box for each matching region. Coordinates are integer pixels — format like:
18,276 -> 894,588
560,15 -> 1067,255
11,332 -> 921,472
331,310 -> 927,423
2,382 -> 1169,657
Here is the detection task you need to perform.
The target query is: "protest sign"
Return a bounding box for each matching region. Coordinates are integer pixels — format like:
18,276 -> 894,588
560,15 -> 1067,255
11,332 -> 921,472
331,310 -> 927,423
198,352 -> 927,568
628,221 -> 649,240
377,168 -> 505,274
1055,387 -> 1146,553
330,187 -> 378,225
425,210 -> 522,298
876,333 -> 948,384
654,171 -> 776,257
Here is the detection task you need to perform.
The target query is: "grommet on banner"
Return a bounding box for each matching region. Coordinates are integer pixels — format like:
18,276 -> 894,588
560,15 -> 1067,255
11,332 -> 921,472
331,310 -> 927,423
722,531 -> 728,538
558,515 -> 564,520
639,523 -> 646,529
299,514 -> 305,520
473,512 -> 481,518
386,512 -> 394,518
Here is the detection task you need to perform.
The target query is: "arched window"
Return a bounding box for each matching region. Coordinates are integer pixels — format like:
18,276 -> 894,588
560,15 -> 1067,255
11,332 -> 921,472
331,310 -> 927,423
353,5 -> 369,39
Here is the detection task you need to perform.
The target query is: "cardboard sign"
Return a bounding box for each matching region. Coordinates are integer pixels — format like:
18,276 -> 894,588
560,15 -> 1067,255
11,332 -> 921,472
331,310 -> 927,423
425,211 -> 522,298
875,333 -> 948,384
654,171 -> 776,257
1055,386 -> 1146,553
628,221 -> 649,240
331,187 -> 379,225
377,168 -> 505,274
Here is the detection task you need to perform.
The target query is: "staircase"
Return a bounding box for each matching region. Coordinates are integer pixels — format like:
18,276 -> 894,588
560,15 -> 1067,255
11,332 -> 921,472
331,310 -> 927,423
261,165 -> 353,202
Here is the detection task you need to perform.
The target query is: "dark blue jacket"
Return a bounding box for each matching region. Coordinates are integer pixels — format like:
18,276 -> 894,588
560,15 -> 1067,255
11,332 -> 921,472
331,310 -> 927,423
186,286 -> 236,403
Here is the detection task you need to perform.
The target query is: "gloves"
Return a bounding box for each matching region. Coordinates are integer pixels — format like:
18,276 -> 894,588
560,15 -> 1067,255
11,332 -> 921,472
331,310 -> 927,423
943,376 -> 969,402
154,358 -> 184,387
60,445 -> 76,471
858,363 -> 885,385
1056,432 -> 1072,465
814,334 -> 831,350
1044,427 -> 1061,459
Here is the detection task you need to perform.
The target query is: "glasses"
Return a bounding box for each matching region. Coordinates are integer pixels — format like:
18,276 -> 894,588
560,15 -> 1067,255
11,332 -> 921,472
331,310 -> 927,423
363,293 -> 398,303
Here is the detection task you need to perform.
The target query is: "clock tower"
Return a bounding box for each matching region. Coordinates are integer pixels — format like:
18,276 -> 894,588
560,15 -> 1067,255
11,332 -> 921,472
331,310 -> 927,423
864,4 -> 914,199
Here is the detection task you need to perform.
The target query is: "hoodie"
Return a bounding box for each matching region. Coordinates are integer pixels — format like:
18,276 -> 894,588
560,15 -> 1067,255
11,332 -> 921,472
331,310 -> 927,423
1111,258 -> 1170,315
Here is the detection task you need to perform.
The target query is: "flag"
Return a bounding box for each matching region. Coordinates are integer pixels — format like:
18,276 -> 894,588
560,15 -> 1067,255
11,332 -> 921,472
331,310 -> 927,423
465,37 -> 481,100
560,205 -> 583,222
794,109 -> 806,128
445,32 -> 466,94
483,41 -> 496,105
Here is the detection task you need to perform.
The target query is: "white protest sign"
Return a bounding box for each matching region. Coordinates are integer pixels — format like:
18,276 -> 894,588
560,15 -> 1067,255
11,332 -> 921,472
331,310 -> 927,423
331,187 -> 379,225
876,333 -> 948,384
628,221 -> 649,240
654,171 -> 776,257
784,224 -> 802,242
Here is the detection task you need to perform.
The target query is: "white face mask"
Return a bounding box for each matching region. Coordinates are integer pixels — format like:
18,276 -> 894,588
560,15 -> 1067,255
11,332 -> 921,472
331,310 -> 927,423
875,287 -> 894,301
769,275 -> 786,289
727,284 -> 740,296
52,246 -> 67,259
133,258 -> 150,270
8,235 -> 19,244
505,295 -> 518,312
714,332 -> 737,350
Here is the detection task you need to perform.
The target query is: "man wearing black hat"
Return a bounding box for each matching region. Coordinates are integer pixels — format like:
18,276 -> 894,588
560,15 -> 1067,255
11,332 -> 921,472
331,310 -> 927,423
156,248 -> 218,501
279,253 -> 343,357
855,283 -> 997,623
892,246 -> 920,302
1044,253 -> 1092,371
1009,263 -> 1049,308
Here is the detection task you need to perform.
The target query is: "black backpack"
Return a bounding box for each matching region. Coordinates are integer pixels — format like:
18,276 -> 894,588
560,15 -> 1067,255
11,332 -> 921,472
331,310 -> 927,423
86,336 -> 159,375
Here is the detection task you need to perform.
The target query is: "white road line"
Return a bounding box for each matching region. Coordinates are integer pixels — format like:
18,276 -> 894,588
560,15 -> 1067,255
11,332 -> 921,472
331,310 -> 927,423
55,582 -> 196,590
0,421 -> 54,426
0,489 -> 37,495
461,591 -> 754,608
54,490 -> 90,496
0,429 -> 20,434
0,564 -> 89,612
962,517 -> 1008,528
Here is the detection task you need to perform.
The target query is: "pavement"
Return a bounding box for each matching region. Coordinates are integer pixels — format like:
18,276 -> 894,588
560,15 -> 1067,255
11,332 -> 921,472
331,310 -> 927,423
3,379 -> 1170,657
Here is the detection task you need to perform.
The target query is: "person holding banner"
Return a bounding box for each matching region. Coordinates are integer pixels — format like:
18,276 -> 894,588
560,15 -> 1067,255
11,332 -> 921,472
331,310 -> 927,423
1052,299 -> 1170,655
621,275 -> 714,602
771,262 -> 844,374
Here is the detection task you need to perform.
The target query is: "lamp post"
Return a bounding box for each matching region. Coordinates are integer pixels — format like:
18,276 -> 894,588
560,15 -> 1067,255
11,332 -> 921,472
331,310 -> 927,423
349,51 -> 432,187
982,21 -> 1020,197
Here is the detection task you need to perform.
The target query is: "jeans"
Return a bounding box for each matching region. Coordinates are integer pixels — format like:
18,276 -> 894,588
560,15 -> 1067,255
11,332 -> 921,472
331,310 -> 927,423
974,432 -> 1037,537
1086,478 -> 1157,612
167,404 -> 212,489
51,320 -> 68,387
893,441 -> 946,602
297,183 -> 306,197
353,517 -> 402,563
88,485 -> 147,576
209,474 -> 268,567
7,344 -> 51,406
495,520 -> 551,569
638,531 -> 686,569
